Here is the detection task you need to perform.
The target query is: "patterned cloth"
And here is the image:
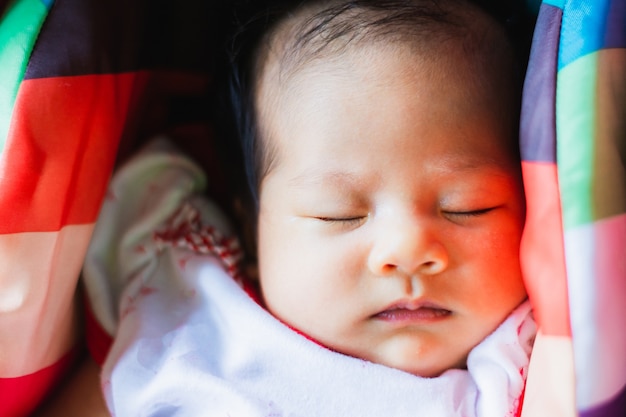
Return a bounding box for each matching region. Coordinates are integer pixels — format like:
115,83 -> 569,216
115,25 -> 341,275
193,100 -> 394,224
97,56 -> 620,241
83,138 -> 536,417
519,1 -> 626,416
153,203 -> 245,282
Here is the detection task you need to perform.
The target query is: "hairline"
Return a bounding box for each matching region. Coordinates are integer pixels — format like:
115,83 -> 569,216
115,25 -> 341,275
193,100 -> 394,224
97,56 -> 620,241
251,0 -> 519,200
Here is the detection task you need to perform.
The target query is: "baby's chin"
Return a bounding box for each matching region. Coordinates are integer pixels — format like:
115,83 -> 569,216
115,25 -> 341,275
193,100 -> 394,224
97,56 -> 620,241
384,359 -> 466,379
290,323 -> 472,378
358,341 -> 470,378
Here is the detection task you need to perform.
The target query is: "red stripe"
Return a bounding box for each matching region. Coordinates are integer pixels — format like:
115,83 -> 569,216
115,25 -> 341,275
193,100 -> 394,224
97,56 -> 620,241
0,72 -> 148,233
0,347 -> 79,417
516,377 -> 526,417
520,162 -> 571,337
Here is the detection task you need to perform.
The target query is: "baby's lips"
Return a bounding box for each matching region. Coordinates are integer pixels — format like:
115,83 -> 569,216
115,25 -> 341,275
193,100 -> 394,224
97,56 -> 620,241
373,298 -> 452,321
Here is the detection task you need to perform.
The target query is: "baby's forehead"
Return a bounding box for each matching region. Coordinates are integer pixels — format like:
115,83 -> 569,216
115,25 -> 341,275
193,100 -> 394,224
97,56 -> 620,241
255,0 -> 510,93
252,0 -> 520,160
261,44 -> 516,150
258,1 -> 460,79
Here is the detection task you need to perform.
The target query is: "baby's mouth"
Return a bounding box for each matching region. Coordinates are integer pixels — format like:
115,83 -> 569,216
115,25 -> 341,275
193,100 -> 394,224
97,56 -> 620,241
373,301 -> 452,322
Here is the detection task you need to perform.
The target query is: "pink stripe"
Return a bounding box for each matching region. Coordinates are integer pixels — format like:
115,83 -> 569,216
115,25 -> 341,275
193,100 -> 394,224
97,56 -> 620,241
0,226 -> 92,376
520,162 -> 571,337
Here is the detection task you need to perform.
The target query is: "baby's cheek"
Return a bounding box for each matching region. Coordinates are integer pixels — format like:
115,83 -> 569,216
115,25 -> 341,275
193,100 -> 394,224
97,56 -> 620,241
478,216 -> 523,262
456,222 -> 525,303
259,252 -> 321,313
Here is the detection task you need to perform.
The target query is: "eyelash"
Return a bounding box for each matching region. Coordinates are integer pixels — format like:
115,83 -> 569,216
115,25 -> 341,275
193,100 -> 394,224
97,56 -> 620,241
313,208 -> 495,226
443,207 -> 495,218
315,216 -> 366,226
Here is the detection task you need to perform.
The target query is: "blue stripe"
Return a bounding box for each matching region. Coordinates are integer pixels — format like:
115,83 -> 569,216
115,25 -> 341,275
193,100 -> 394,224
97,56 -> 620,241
520,4 -> 562,163
559,0 -> 625,69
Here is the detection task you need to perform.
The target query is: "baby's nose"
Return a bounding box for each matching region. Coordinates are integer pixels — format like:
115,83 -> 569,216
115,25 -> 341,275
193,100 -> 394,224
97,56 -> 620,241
367,213 -> 448,277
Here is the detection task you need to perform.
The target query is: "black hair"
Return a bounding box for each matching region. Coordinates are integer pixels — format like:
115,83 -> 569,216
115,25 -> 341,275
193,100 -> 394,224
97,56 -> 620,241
226,0 -> 297,207
224,0 -> 532,207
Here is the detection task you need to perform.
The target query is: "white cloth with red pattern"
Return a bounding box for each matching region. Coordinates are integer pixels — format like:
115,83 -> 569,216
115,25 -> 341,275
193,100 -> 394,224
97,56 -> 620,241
83,138 -> 536,417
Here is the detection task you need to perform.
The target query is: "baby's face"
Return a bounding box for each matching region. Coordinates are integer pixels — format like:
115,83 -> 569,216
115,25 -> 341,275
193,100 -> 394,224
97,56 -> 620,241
256,45 -> 527,377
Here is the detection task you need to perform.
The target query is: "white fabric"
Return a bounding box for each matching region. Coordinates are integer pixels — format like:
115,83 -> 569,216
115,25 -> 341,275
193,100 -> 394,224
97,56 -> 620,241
83,138 -> 536,417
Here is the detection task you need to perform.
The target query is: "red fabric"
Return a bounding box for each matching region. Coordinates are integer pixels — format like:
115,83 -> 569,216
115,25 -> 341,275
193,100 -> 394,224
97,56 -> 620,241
0,72 -> 148,233
515,381 -> 526,417
0,347 -> 79,417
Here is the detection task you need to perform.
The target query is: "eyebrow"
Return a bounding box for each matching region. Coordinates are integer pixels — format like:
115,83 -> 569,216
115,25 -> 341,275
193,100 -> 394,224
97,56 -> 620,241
430,154 -> 517,176
288,169 -> 370,189
286,156 -> 516,188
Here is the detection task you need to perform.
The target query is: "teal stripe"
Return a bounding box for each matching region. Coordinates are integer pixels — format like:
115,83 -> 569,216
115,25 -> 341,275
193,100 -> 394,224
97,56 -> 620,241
542,0 -> 566,9
0,0 -> 49,154
556,53 -> 597,229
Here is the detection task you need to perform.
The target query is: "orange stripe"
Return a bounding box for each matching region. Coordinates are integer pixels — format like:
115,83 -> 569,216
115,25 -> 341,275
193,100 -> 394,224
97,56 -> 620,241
520,162 -> 571,337
0,72 -> 147,233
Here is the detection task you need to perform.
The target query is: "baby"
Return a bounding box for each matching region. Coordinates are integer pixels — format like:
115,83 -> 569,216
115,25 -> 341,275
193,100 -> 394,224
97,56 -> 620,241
236,0 -> 529,378
70,1 -> 535,416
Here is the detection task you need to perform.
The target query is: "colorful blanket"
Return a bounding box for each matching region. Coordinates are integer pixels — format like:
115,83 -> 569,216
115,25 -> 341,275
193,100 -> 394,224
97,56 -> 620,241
0,0 -> 216,415
0,1 -> 143,415
519,1 -> 626,416
0,0 -> 624,416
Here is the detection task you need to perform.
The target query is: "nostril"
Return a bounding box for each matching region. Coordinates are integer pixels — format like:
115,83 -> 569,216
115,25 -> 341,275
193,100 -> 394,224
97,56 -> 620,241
368,234 -> 448,277
380,263 -> 398,275
420,258 -> 446,275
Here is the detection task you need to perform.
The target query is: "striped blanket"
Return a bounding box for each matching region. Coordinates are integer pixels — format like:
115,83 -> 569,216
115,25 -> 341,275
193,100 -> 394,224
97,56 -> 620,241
0,0 -> 623,416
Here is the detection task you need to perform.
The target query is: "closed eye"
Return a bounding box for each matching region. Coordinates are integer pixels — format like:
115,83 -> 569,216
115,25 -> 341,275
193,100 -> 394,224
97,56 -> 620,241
443,207 -> 496,218
314,216 -> 367,227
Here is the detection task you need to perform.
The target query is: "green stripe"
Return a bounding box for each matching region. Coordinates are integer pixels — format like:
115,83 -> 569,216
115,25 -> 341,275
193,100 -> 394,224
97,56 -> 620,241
0,0 -> 49,154
556,53 -> 597,229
